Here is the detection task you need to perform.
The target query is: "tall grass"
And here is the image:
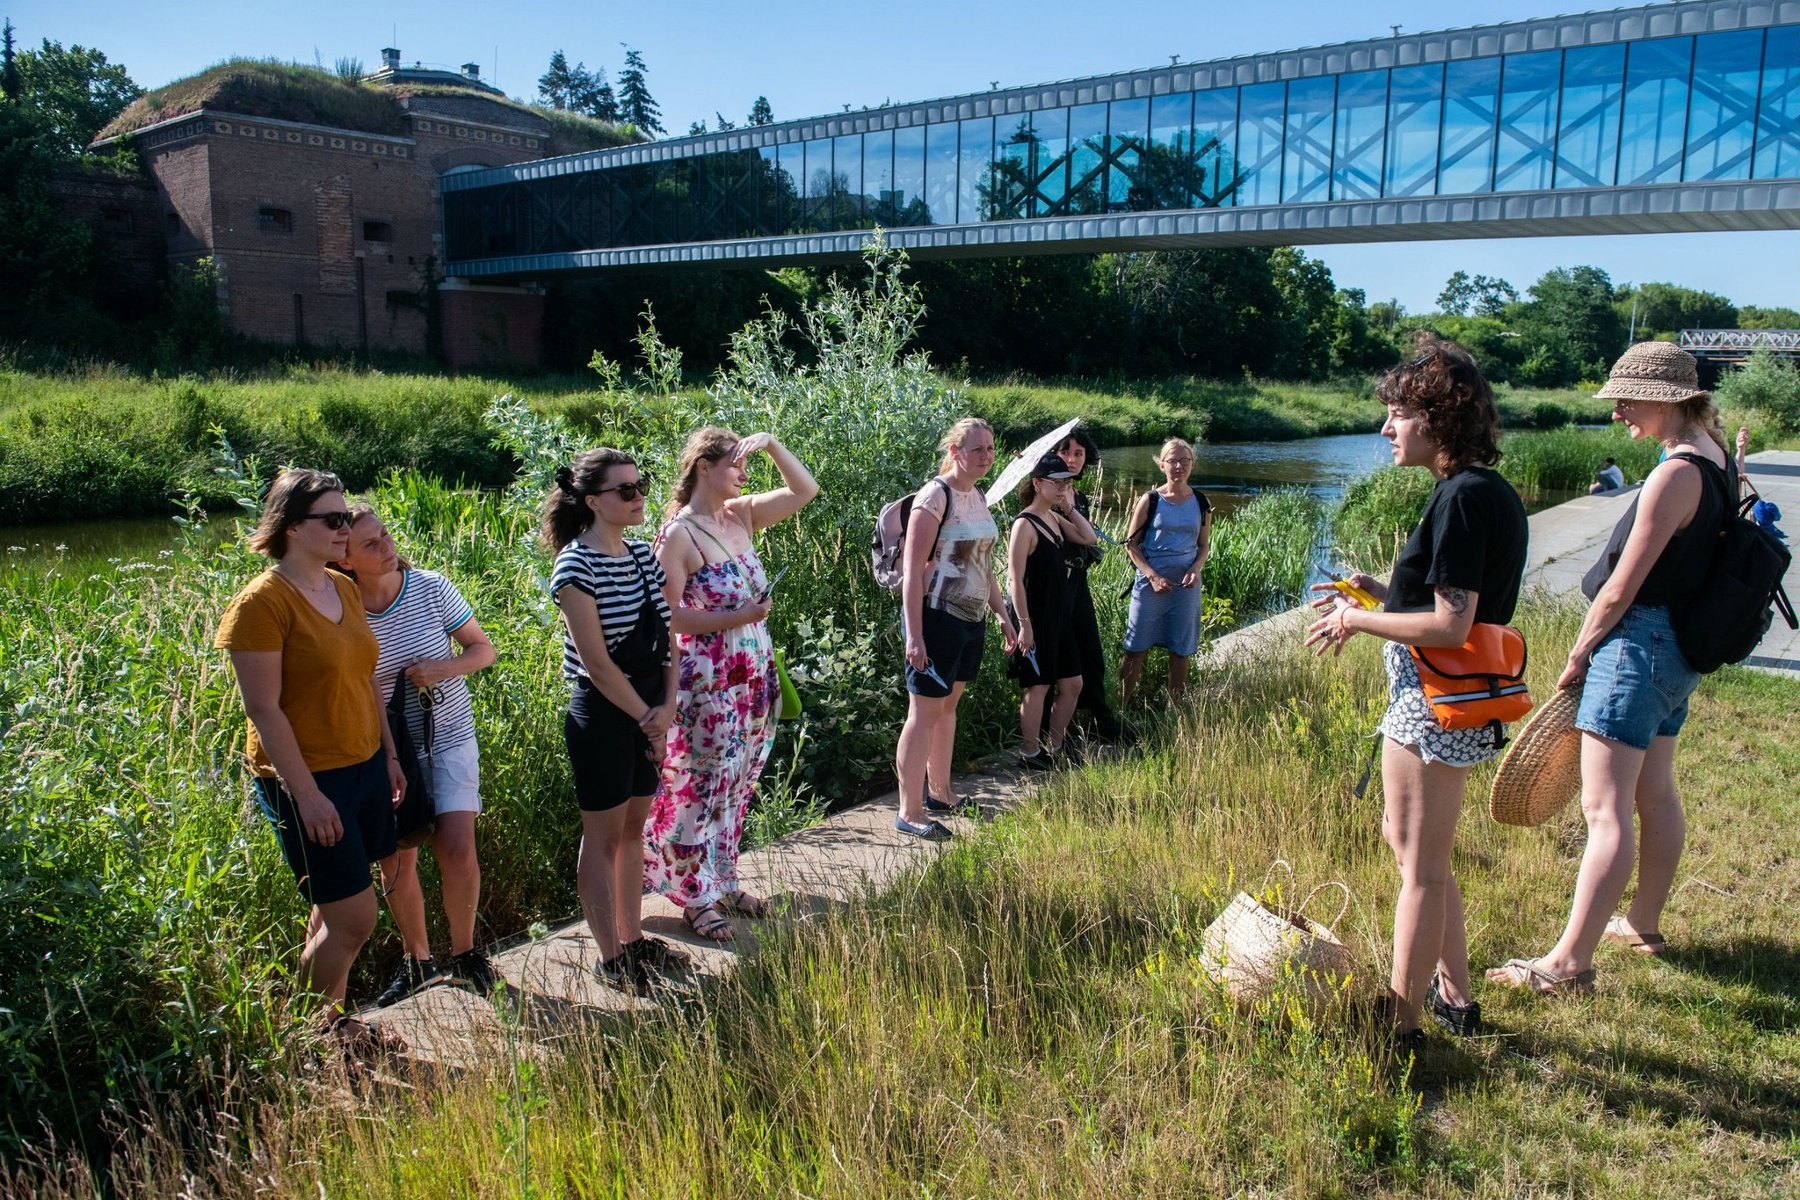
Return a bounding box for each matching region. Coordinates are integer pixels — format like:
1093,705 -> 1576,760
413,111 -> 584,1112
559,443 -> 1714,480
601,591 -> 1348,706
11,600 -> 1792,1197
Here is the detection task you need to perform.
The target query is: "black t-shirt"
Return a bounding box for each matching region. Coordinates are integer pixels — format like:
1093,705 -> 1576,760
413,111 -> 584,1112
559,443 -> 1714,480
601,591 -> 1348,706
1385,466 -> 1528,624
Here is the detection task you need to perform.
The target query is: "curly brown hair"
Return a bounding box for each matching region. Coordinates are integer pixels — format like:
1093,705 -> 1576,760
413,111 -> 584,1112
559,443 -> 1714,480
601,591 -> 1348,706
1375,333 -> 1502,473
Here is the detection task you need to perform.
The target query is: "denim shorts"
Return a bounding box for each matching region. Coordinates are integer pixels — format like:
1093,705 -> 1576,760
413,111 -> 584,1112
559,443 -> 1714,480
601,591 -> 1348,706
1576,605 -> 1701,750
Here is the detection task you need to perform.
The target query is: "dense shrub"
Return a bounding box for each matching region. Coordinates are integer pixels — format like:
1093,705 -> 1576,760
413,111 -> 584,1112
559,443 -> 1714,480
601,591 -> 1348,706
1714,349 -> 1798,434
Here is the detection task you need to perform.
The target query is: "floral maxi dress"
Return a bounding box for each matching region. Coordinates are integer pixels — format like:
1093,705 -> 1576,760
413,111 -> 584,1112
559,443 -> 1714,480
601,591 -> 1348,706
643,522 -> 779,908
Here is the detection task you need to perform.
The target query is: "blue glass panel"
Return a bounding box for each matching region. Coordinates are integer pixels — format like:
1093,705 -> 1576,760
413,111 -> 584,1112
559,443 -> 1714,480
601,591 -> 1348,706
894,125 -> 927,225
995,114 -> 1032,219
1385,64 -> 1443,196
1333,70 -> 1387,199
1496,51 -> 1561,191
1618,36 -> 1692,185
1147,91 -> 1198,207
957,116 -> 993,222
1193,89 -> 1238,206
1755,25 -> 1798,179
1066,102 -> 1107,214
829,134 -> 863,229
1108,97 -> 1148,211
1032,108 -> 1070,216
1555,44 -> 1625,188
1237,81 -> 1285,207
924,121 -> 957,226
1283,75 -> 1335,203
798,140 -> 831,232
1686,29 -> 1763,181
864,129 -> 895,225
1440,57 -> 1500,194
756,145 -> 785,235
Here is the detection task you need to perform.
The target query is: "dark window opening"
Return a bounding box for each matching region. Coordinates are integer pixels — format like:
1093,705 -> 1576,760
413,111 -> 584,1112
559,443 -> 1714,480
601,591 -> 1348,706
258,207 -> 293,233
363,220 -> 394,242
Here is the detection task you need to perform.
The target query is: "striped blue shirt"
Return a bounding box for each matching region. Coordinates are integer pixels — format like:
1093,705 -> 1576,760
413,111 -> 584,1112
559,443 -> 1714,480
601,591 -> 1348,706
365,568 -> 477,751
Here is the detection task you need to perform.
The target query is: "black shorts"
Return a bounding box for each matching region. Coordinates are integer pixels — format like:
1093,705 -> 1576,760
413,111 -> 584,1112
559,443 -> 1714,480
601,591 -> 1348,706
905,605 -> 986,698
566,677 -> 661,811
253,749 -> 396,905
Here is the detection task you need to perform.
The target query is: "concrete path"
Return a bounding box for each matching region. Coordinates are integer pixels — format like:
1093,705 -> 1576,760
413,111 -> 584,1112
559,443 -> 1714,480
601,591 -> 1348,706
365,454 -> 1799,1060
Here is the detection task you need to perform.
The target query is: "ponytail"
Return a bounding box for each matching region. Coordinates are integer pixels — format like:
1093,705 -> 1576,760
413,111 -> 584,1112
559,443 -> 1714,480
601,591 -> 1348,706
540,448 -> 636,552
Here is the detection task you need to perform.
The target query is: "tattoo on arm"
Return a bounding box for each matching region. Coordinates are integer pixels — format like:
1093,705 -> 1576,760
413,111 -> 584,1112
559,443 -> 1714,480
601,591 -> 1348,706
1438,586 -> 1470,617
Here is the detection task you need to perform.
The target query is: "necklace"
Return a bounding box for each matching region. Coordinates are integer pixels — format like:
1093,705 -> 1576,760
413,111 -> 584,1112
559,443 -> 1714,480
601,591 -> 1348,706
276,564 -> 334,595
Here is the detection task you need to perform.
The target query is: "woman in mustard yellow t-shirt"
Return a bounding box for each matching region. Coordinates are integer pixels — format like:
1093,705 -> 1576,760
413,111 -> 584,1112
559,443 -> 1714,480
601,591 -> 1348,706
214,467 -> 405,1052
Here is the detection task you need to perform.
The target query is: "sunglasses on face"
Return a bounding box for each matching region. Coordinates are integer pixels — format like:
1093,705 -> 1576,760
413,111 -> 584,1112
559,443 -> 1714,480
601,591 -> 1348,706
593,477 -> 652,501
294,511 -> 353,530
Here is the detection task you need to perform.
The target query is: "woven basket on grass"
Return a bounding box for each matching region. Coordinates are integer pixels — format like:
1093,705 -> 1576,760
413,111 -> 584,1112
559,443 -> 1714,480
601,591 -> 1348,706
1489,685 -> 1584,827
1200,866 -> 1354,1007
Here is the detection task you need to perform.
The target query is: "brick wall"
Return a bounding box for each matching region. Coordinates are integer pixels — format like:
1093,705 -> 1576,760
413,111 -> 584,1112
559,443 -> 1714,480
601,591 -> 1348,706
440,284 -> 544,368
46,168 -> 166,305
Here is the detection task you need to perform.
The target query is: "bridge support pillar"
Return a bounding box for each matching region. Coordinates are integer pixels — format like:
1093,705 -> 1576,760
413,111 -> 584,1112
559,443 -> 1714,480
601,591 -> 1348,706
439,280 -> 545,369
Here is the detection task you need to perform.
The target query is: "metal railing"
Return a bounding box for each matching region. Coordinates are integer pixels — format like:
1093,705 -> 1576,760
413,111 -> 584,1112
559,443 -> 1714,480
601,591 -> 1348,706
1678,329 -> 1800,354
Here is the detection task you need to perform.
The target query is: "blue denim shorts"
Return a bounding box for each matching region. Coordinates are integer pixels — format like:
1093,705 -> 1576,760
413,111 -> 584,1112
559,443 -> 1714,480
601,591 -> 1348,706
1575,605 -> 1701,750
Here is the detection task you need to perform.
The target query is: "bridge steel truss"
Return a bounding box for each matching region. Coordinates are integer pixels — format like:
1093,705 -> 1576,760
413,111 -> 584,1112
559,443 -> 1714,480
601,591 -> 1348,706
442,0 -> 1799,279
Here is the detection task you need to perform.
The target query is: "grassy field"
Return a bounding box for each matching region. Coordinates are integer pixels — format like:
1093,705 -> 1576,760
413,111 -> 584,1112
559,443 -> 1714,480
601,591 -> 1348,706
13,598 -> 1790,1197
0,362 -> 1613,525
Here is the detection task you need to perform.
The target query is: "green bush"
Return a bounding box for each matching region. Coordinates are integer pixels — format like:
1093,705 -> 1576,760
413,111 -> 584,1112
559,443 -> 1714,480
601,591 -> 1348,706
1714,349 -> 1798,433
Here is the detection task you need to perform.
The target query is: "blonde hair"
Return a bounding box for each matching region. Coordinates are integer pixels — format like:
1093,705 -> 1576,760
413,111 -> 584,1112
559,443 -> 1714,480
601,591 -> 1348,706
1158,438 -> 1194,462
1679,393 -> 1729,456
937,417 -> 994,475
666,426 -> 740,518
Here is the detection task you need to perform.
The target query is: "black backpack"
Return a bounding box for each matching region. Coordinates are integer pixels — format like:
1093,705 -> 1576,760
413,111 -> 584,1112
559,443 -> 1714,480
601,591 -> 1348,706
1675,456 -> 1796,674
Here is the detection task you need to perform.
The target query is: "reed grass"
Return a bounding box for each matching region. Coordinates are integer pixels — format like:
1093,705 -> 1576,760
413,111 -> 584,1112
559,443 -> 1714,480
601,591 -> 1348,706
9,599 -> 1790,1197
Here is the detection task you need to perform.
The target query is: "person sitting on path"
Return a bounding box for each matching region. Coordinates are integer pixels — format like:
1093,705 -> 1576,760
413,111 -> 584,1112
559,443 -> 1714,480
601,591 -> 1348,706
335,505 -> 501,1006
1119,438 -> 1211,708
545,450 -> 688,996
1008,451 -> 1097,768
1049,427 -> 1124,743
896,417 -> 1020,841
1305,335 -> 1528,1049
1588,457 -> 1627,495
646,427 -> 819,943
214,468 -> 408,1055
1488,342 -> 1731,995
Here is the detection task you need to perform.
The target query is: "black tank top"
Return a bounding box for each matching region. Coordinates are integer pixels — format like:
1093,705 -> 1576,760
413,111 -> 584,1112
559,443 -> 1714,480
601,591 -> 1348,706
1581,450 -> 1733,608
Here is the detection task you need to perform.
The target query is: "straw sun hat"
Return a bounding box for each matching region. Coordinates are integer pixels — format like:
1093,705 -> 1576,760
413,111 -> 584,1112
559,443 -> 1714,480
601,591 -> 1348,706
1594,341 -> 1708,404
1489,686 -> 1584,827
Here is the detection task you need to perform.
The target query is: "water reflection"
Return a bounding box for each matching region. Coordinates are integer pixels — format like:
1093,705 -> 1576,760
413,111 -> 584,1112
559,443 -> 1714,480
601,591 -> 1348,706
1088,433 -> 1395,521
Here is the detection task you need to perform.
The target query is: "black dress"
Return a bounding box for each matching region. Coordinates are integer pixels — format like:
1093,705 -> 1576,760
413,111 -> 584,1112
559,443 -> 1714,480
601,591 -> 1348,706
1008,512 -> 1079,686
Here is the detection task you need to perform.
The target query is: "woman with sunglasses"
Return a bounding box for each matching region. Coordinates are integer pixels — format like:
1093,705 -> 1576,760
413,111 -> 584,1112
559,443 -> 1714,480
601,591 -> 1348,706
335,504 -> 499,1007
646,427 -> 818,942
214,468 -> 407,1053
1304,335 -> 1527,1050
545,449 -> 685,995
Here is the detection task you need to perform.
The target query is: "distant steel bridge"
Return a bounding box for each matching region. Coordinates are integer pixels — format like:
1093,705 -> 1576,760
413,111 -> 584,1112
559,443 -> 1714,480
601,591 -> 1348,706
440,0 -> 1799,279
1679,327 -> 1800,360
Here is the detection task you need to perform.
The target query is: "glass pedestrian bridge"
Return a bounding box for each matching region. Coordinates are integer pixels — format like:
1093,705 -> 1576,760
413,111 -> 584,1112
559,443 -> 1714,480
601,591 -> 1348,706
442,0 -> 1797,278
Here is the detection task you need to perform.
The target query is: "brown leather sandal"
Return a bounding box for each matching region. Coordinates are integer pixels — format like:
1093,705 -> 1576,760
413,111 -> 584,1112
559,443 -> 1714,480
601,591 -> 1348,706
1602,916 -> 1667,957
717,889 -> 774,919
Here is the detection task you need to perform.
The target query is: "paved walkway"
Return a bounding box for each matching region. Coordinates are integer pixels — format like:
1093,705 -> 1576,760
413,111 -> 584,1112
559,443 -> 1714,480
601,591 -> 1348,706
366,452 -> 1798,1060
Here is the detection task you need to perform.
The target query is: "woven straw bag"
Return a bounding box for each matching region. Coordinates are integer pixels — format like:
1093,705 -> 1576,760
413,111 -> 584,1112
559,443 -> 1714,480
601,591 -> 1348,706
1200,862 -> 1355,1007
1489,685 -> 1584,827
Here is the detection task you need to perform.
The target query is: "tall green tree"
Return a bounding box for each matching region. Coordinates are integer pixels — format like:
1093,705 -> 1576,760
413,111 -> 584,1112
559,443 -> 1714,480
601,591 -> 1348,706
1615,281 -> 1737,339
537,50 -> 575,110
617,46 -> 663,135
15,38 -> 141,158
0,99 -> 100,339
747,95 -> 773,126
2,20 -> 21,102
1514,265 -> 1625,383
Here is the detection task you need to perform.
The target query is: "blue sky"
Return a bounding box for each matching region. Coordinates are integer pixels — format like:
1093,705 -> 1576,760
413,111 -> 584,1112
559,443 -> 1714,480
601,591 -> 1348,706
20,0 -> 1797,313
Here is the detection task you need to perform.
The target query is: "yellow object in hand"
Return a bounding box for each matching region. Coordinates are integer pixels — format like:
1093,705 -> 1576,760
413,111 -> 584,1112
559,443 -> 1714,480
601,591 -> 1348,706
1333,579 -> 1381,610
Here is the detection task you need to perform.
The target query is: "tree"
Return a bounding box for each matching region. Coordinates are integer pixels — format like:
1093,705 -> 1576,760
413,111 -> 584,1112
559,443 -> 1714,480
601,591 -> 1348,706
687,119 -> 707,136
2,20 -> 20,103
584,69 -> 619,122
1269,246 -> 1338,379
747,95 -> 773,126
1436,270 -> 1514,316
617,47 -> 663,135
1739,304 -> 1800,329
713,112 -> 735,132
1437,270 -> 1476,316
538,49 -> 576,110
1514,265 -> 1625,384
15,38 -> 141,158
1615,281 -> 1736,339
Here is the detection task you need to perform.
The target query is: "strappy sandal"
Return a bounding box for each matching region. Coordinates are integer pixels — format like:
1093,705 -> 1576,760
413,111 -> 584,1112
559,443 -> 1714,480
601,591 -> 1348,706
1485,957 -> 1596,995
1602,916 -> 1667,957
330,1015 -> 408,1059
717,889 -> 774,919
684,903 -> 736,942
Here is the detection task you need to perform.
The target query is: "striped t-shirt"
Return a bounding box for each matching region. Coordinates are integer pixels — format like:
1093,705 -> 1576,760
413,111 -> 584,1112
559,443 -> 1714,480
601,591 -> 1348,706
365,568 -> 477,751
549,538 -> 672,682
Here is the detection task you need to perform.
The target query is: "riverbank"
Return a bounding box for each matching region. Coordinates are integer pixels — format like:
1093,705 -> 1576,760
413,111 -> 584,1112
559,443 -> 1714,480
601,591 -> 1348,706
0,363 -> 1610,524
